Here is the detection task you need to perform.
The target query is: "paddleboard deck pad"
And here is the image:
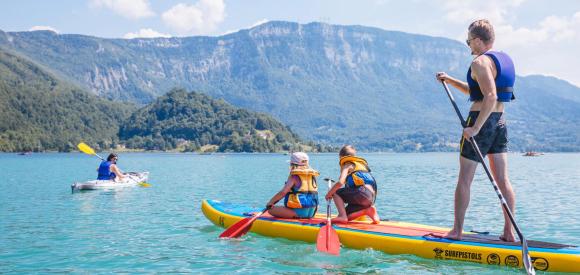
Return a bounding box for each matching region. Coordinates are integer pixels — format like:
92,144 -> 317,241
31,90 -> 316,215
202,199 -> 580,273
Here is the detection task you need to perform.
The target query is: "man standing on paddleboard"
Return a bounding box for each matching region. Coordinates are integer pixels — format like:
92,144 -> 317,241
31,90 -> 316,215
435,19 -> 517,242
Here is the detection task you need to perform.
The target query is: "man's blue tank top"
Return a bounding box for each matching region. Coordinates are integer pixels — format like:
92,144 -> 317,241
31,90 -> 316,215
467,51 -> 516,102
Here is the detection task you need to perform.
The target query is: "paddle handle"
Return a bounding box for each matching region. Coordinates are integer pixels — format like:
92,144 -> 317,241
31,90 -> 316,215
440,81 -> 534,274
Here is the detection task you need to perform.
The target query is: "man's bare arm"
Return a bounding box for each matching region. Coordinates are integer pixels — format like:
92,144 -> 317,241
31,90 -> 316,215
436,72 -> 469,95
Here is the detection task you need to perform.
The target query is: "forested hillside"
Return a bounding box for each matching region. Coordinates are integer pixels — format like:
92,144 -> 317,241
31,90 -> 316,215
0,49 -> 132,152
119,89 -> 323,152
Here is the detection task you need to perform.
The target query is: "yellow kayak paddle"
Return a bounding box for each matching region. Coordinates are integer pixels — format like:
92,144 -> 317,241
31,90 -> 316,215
78,142 -> 104,160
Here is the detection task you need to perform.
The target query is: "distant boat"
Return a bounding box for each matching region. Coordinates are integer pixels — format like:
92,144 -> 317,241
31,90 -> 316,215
17,151 -> 32,156
523,151 -> 543,157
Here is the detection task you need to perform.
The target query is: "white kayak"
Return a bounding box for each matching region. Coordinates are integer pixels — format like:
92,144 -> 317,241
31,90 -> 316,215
71,172 -> 149,192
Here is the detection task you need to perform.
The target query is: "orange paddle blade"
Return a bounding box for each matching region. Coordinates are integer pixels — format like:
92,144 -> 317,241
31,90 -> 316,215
316,224 -> 340,255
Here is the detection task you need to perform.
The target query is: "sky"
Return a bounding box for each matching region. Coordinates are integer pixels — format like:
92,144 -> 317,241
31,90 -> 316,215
1,0 -> 579,86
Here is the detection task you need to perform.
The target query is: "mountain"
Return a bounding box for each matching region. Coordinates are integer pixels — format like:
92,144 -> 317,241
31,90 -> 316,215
0,49 -> 132,152
507,75 -> 580,152
2,22 -> 579,151
0,48 -> 318,153
119,88 -> 320,152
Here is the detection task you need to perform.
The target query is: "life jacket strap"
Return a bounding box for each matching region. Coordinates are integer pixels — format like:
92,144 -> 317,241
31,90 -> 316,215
469,86 -> 515,101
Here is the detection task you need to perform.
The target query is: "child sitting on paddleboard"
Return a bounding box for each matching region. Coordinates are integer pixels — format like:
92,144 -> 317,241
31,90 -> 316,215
325,145 -> 380,224
266,152 -> 320,219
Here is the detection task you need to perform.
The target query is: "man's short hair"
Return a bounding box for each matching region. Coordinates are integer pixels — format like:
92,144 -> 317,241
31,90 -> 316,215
469,19 -> 495,44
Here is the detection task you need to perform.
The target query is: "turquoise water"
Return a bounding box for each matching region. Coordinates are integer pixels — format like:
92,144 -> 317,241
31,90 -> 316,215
1,152 -> 579,274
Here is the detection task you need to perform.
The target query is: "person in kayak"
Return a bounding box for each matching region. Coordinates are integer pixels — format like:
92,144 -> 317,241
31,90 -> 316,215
266,152 -> 320,219
435,19 -> 516,241
97,153 -> 125,181
325,145 -> 380,224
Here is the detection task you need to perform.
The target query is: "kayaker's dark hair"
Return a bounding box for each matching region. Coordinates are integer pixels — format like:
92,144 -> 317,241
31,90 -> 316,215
339,145 -> 356,157
107,153 -> 118,161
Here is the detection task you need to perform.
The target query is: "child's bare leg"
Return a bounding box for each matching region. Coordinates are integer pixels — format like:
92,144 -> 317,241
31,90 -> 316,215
347,206 -> 380,224
366,205 -> 380,224
347,209 -> 367,221
331,194 -> 348,223
268,206 -> 298,219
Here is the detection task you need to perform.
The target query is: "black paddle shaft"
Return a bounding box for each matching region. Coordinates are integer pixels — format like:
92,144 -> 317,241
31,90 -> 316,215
440,81 -> 535,275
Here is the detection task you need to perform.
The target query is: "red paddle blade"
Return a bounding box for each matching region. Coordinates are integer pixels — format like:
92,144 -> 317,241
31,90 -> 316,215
316,225 -> 340,255
219,217 -> 252,238
219,211 -> 264,238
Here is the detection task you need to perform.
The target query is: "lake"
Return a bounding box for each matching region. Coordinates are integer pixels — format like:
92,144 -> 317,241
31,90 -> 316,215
1,152 -> 578,273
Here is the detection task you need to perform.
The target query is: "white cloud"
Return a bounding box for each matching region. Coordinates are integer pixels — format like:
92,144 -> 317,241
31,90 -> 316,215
162,0 -> 225,35
442,0 -> 524,25
124,28 -> 171,39
440,1 -> 580,86
441,1 -> 579,46
29,26 -> 60,33
91,0 -> 155,19
495,13 -> 580,48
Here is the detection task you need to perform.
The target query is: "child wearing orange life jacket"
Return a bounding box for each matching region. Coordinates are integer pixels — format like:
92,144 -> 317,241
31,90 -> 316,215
325,145 -> 380,223
266,152 -> 320,219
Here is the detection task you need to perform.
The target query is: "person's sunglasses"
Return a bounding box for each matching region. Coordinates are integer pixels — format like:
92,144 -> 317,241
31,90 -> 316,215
466,37 -> 477,46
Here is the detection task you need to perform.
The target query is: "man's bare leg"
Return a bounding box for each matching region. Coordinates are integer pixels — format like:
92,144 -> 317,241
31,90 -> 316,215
489,153 -> 516,242
443,156 -> 478,240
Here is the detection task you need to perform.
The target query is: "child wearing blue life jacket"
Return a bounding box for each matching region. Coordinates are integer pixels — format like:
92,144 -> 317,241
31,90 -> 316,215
325,145 -> 380,223
266,152 -> 320,219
